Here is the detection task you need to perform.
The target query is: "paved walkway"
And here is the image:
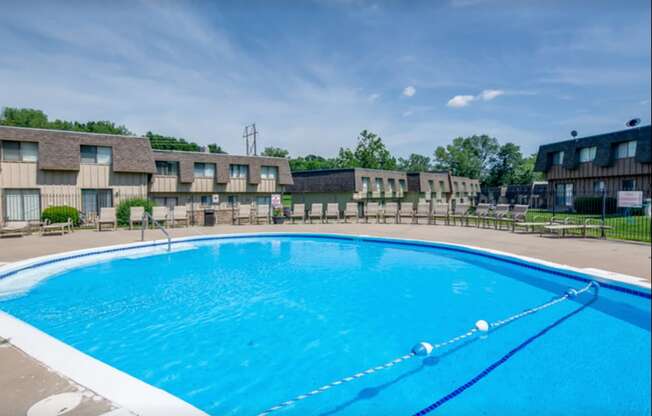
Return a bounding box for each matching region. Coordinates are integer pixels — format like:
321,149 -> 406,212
0,223 -> 650,416
1,223 -> 650,280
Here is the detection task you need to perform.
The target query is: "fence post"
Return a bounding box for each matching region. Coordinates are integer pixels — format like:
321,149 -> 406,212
601,187 -> 606,239
552,183 -> 556,218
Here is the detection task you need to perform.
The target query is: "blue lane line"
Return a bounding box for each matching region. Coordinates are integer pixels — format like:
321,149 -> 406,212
412,296 -> 595,415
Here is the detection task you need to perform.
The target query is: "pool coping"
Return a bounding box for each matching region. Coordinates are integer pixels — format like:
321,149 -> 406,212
0,232 -> 650,416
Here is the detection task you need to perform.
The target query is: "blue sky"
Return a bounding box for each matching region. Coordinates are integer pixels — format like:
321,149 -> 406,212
1,0 -> 650,157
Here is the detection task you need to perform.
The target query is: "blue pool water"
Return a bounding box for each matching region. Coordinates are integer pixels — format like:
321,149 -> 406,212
1,235 -> 650,415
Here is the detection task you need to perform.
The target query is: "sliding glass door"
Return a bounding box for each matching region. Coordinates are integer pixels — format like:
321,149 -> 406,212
3,189 -> 41,221
81,189 -> 113,215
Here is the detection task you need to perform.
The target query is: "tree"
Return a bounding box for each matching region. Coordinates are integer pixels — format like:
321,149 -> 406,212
486,142 -> 523,186
208,144 -> 227,154
397,153 -> 432,172
146,131 -> 201,151
289,155 -> 338,171
433,134 -> 499,180
261,147 -> 289,158
0,107 -> 131,135
335,130 -> 397,170
513,153 -> 544,184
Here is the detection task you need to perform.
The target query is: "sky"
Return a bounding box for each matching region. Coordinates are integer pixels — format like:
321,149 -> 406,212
1,0 -> 650,157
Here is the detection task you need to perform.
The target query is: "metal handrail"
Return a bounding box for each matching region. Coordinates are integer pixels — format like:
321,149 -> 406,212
141,211 -> 171,251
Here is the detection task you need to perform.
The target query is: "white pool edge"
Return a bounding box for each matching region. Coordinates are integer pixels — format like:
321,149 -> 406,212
0,232 -> 649,416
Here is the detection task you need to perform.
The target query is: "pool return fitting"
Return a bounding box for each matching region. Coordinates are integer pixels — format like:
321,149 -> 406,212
257,280 -> 600,416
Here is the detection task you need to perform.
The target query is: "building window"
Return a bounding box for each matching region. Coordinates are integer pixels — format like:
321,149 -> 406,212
387,179 -> 395,193
361,177 -> 370,193
153,197 -> 178,209
374,178 -> 383,192
3,189 -> 40,221
579,146 -> 597,163
194,162 -> 215,178
1,141 -> 38,162
81,189 -> 112,215
80,145 -> 112,164
200,195 -> 212,206
555,183 -> 573,208
622,179 -> 636,191
439,180 -> 446,193
230,164 -> 248,179
398,179 -> 406,192
616,141 -> 637,159
261,166 -> 277,179
552,151 -> 564,165
155,161 -> 178,176
593,180 -> 605,194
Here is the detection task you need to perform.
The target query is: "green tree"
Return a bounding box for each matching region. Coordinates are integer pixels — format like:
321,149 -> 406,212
397,153 -> 432,172
433,134 -> 499,180
513,153 -> 545,184
289,155 -> 338,171
0,107 -> 131,135
208,144 -> 227,154
336,130 -> 397,170
261,147 -> 289,158
146,131 -> 201,151
486,142 -> 523,186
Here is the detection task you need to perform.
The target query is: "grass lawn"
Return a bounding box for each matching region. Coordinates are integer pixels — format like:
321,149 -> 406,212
526,210 -> 651,243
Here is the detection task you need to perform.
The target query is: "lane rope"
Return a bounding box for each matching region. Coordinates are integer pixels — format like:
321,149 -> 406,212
257,281 -> 599,416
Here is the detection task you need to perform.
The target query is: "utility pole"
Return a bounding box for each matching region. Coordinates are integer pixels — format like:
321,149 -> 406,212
243,123 -> 257,156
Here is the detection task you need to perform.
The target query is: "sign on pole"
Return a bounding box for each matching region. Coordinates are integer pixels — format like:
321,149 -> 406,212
617,191 -> 643,208
271,194 -> 282,208
211,194 -> 220,205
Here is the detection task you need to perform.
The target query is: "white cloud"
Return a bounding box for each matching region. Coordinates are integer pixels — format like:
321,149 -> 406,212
402,86 -> 416,97
446,95 -> 475,108
368,93 -> 381,102
479,89 -> 504,101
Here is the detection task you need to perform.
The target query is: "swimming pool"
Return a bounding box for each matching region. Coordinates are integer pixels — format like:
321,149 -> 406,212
0,234 -> 650,415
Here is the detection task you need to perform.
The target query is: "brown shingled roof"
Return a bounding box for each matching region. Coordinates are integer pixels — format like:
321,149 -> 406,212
0,126 -> 156,174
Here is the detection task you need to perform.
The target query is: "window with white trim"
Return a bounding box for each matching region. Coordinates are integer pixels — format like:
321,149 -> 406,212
230,164 -> 248,179
80,145 -> 112,164
552,151 -> 564,165
261,166 -> 277,179
616,141 -> 637,159
155,161 -> 178,176
579,146 -> 597,163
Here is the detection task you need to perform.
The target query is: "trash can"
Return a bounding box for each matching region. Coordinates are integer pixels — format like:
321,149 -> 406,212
204,209 -> 215,226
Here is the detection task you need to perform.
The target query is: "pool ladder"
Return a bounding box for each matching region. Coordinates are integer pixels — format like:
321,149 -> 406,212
140,212 -> 171,251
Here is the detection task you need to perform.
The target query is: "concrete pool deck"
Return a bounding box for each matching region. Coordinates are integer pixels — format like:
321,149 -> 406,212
1,224 -> 650,415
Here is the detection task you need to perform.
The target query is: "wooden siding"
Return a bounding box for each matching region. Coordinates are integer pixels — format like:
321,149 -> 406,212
546,157 -> 652,180
149,175 -> 281,194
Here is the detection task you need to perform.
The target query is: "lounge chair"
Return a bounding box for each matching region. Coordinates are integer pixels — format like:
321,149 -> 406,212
432,203 -> 450,225
450,203 -> 471,226
364,202 -> 380,223
172,206 -> 189,227
290,203 -> 306,224
542,218 -> 613,238
129,206 -> 145,230
152,206 -> 169,227
467,203 -> 491,228
41,218 -> 73,235
308,203 -> 324,223
97,207 -> 117,231
513,215 -> 554,234
508,204 -> 529,231
343,202 -> 359,223
398,202 -> 414,224
256,205 -> 270,224
414,202 -> 431,224
0,221 -> 31,238
324,203 -> 340,223
236,204 -> 252,225
383,202 -> 398,223
490,204 -> 511,230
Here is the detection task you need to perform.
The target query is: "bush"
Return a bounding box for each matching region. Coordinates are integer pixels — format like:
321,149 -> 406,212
574,196 -> 617,215
41,205 -> 80,225
116,198 -> 154,227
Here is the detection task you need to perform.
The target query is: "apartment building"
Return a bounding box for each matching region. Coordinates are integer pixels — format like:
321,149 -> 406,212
534,125 -> 651,209
0,126 -> 154,224
286,168 -> 408,212
148,150 -> 293,208
0,126 -> 294,224
404,172 -> 480,206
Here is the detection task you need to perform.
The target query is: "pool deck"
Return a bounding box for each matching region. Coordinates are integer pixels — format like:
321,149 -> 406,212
1,223 -> 650,415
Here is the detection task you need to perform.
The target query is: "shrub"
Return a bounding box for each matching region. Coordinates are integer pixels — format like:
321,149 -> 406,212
116,198 -> 154,226
41,205 -> 80,225
574,196 -> 617,215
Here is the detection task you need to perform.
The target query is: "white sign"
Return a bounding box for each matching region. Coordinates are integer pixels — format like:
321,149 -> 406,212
618,191 -> 642,208
271,194 -> 282,208
211,194 -> 220,204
